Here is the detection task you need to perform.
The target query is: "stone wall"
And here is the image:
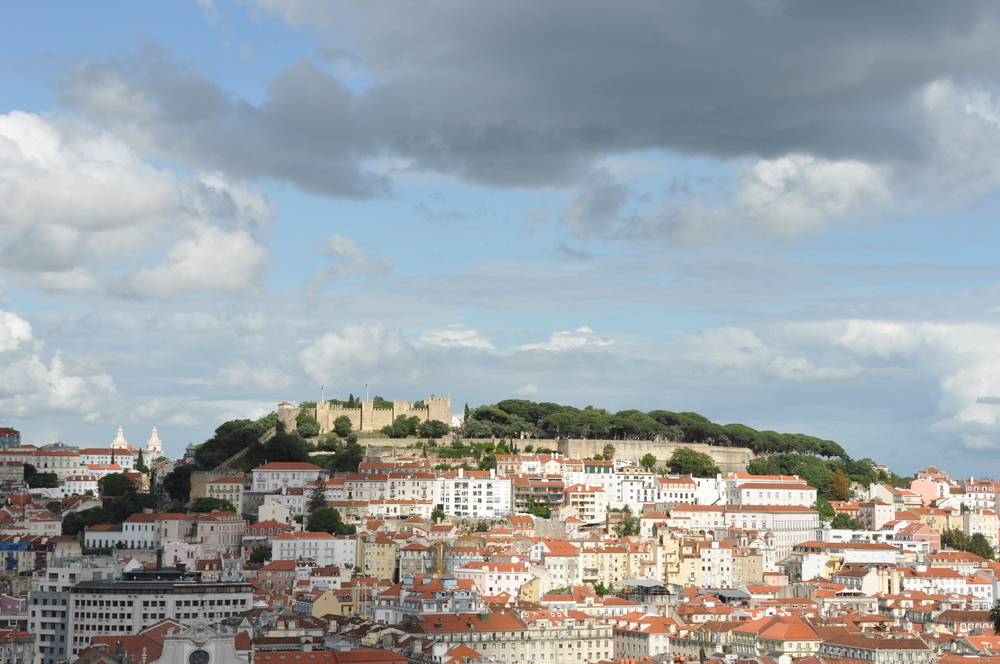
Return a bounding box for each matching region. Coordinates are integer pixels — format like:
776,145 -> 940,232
556,439 -> 753,475
314,396 -> 451,433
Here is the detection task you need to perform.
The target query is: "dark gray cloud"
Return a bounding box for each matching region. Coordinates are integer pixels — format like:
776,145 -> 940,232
58,3 -> 1000,196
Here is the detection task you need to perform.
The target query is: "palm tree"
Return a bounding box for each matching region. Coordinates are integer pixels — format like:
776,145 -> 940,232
602,443 -> 616,460
991,600 -> 1000,634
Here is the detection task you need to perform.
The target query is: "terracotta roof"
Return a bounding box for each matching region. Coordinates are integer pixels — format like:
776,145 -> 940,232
254,462 -> 324,471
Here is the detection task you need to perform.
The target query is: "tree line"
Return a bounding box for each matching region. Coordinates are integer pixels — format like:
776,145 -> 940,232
462,399 -> 846,458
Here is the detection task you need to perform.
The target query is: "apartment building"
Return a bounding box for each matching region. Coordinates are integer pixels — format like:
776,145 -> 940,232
436,469 -> 512,518
66,568 -> 253,661
252,462 -> 325,492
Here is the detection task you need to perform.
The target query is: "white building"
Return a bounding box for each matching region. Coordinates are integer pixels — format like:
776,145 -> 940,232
272,531 -> 356,568
436,469 -> 512,518
252,462 -> 325,492
63,475 -> 99,496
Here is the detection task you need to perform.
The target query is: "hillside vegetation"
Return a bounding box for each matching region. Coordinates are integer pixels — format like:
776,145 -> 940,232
463,399 -> 845,457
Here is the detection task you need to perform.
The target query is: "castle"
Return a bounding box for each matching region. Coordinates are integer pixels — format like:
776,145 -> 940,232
278,396 -> 452,434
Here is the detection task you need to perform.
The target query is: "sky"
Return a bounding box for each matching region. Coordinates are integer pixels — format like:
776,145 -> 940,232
4,2 -> 1000,476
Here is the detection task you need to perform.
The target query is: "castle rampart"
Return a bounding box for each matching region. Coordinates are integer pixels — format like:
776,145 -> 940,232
556,438 -> 753,475
312,396 -> 451,433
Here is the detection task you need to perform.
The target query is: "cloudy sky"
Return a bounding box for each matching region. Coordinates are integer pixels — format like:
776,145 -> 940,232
4,2 -> 1000,475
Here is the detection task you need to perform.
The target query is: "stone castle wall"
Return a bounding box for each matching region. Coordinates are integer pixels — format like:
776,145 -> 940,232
314,396 -> 451,433
557,438 -> 753,475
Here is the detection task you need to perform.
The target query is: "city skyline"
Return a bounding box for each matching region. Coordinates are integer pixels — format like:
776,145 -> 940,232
5,3 -> 1000,475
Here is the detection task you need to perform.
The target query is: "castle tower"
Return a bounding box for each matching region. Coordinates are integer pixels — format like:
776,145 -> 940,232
147,426 -> 163,458
111,425 -> 129,450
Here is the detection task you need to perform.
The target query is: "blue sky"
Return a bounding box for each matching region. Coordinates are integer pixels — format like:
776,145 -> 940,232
4,2 -> 1000,476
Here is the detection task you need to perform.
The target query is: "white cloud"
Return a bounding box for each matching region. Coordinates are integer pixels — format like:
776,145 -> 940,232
0,111 -> 274,294
518,326 -> 613,351
921,78 -> 1000,197
0,111 -> 181,231
736,154 -> 892,238
0,310 -> 33,352
300,325 -> 420,385
0,308 -> 117,417
214,360 -> 294,390
419,325 -> 494,349
132,226 -> 269,297
767,356 -> 862,381
514,384 -> 539,397
309,233 -> 392,292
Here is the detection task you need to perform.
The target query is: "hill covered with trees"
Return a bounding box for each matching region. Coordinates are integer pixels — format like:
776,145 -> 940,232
463,399 -> 845,457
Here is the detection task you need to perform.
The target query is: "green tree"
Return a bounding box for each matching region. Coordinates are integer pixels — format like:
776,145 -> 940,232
813,498 -> 835,522
969,533 -> 996,560
266,431 -> 311,463
593,582 -> 610,596
831,513 -> 864,530
330,441 -> 364,472
107,492 -> 158,522
26,463 -> 59,488
98,473 -> 136,497
135,451 -> 149,473
418,419 -> 451,438
191,497 -> 237,513
334,416 -> 354,438
474,521 -> 490,532
308,480 -> 328,513
430,508 -> 446,522
162,465 -> 194,502
306,506 -> 355,535
613,514 -> 640,538
249,546 -> 272,564
666,448 -> 720,477
640,453 -> 657,469
383,415 -> 421,438
62,508 -> 115,537
296,411 -> 321,438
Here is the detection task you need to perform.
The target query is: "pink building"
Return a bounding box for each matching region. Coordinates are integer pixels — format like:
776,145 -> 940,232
909,477 -> 949,507
453,558 -> 532,596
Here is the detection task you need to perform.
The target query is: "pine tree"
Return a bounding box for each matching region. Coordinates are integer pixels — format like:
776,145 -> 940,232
308,480 -> 327,514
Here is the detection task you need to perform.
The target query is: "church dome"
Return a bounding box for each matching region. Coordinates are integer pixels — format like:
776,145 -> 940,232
111,425 -> 128,449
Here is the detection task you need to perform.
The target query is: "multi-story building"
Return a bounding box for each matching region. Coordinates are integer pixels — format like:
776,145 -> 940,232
0,428 -> 20,450
436,469 -> 512,518
819,634 -> 933,663
32,450 -> 82,481
453,559 -> 532,597
563,484 -> 607,522
398,542 -> 440,579
727,481 -> 817,507
611,613 -> 678,659
273,532 -> 356,568
77,448 -> 135,472
655,475 -> 698,505
373,573 -> 482,624
206,476 -> 246,512
66,566 -> 253,661
511,474 -> 565,514
399,610 -> 614,664
29,556 -> 123,664
359,534 -> 399,581
63,475 -> 99,496
252,462 -> 325,493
